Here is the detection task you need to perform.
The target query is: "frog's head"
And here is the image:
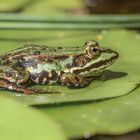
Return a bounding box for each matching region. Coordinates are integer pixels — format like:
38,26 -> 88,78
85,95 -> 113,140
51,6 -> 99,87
71,40 -> 119,76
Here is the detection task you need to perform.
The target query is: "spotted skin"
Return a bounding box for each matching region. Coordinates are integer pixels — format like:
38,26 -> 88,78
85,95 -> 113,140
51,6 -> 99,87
0,40 -> 119,94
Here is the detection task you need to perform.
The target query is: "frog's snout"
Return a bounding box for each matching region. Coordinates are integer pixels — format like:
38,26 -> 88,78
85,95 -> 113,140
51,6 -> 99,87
100,48 -> 119,68
102,48 -> 119,59
112,50 -> 119,61
108,50 -> 119,66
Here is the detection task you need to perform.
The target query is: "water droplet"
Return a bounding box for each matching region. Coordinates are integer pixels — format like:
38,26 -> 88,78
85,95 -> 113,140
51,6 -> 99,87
97,109 -> 102,113
84,132 -> 91,139
135,34 -> 140,39
81,114 -> 87,118
112,109 -> 118,113
15,94 -> 22,97
101,30 -> 107,35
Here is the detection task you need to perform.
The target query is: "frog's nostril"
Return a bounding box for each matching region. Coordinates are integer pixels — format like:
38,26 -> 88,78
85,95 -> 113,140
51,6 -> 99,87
112,51 -> 119,59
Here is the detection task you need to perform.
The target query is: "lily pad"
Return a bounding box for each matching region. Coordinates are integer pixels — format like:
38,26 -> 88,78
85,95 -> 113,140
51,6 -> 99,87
0,29 -> 139,105
0,95 -> 66,140
34,29 -> 140,138
42,86 -> 140,139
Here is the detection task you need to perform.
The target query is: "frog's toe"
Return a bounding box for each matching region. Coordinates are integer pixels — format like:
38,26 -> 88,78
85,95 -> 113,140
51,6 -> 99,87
66,81 -> 89,89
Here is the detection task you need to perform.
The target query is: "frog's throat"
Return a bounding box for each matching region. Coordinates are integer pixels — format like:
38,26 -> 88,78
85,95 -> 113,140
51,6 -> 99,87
69,50 -> 119,75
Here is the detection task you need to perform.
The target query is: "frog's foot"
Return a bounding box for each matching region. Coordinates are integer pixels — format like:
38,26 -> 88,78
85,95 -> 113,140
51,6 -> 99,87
0,80 -> 32,94
59,73 -> 91,88
0,80 -> 59,95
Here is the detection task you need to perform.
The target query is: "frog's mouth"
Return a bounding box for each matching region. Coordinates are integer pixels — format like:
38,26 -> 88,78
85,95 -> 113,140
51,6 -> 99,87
91,49 -> 119,69
71,49 -> 119,76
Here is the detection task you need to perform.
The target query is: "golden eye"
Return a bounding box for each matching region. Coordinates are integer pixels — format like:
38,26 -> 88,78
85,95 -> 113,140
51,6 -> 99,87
84,40 -> 101,58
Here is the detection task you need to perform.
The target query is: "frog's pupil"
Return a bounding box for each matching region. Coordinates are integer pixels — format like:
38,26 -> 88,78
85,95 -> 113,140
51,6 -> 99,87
92,48 -> 97,52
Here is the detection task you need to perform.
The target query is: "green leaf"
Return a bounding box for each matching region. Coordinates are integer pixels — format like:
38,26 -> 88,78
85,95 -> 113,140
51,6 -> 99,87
0,0 -> 31,11
0,95 -> 66,140
22,0 -> 84,16
0,29 -> 139,105
41,87 -> 140,139
33,29 -> 140,138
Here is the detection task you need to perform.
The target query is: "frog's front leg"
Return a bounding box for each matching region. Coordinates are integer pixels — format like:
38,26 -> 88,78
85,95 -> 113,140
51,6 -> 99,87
59,73 -> 92,88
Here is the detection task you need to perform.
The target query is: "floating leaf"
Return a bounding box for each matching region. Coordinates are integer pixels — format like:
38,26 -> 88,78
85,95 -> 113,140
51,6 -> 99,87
0,95 -> 66,140
33,29 -> 140,138
42,87 -> 140,139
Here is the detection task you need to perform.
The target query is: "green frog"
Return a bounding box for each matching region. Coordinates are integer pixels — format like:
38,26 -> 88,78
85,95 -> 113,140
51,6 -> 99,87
0,40 -> 119,94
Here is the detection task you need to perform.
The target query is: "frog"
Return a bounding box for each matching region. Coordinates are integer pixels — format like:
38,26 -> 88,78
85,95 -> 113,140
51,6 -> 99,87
0,40 -> 119,94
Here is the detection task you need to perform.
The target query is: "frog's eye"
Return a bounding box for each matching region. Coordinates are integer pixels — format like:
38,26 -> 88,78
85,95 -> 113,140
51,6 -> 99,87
84,40 -> 99,46
91,47 -> 98,53
84,40 -> 101,58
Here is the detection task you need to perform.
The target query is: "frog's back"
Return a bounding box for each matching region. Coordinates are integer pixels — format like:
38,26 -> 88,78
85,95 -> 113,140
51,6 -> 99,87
0,44 -> 84,65
24,44 -> 83,56
18,44 -> 83,55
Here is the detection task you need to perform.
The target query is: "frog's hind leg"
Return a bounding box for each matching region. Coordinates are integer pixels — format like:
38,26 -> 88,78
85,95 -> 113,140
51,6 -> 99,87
0,80 -> 35,94
0,65 -> 33,94
0,80 -> 58,94
0,66 -> 59,94
59,73 -> 92,88
0,65 -> 30,85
